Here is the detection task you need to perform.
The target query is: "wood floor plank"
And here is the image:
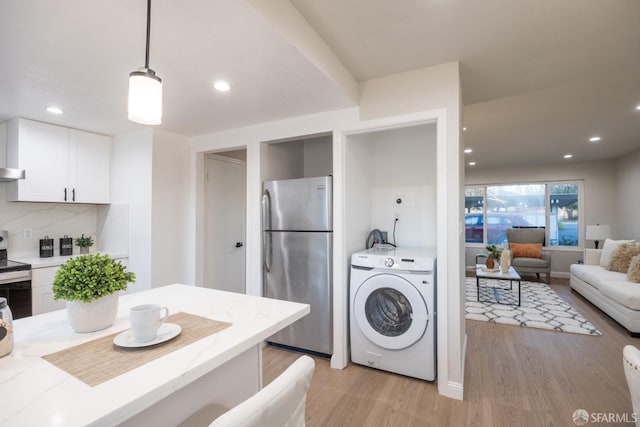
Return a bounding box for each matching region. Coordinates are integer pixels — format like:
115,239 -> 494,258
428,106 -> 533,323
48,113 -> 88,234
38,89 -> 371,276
263,278 -> 640,426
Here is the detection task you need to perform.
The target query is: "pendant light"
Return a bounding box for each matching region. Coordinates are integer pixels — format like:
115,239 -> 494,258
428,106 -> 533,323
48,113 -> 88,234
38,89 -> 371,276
128,0 -> 162,125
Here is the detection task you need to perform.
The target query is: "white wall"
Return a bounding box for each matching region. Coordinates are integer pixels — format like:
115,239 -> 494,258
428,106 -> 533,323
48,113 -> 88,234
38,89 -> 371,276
345,124 -> 437,249
357,62 -> 464,399
110,129 -> 153,294
344,134 -> 374,258
109,129 -> 191,293
370,125 -> 437,248
303,136 -> 332,177
616,148 -> 640,240
260,140 -> 304,181
465,159 -> 618,274
151,129 -> 191,287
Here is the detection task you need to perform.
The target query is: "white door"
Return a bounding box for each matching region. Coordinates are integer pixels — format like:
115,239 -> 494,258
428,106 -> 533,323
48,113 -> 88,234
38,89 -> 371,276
204,154 -> 246,293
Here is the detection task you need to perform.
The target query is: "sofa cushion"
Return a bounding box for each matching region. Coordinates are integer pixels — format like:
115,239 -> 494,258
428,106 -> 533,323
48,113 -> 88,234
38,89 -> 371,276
570,264 -> 627,291
598,280 -> 640,311
608,244 -> 640,273
629,255 -> 640,283
510,243 -> 542,259
600,239 -> 636,268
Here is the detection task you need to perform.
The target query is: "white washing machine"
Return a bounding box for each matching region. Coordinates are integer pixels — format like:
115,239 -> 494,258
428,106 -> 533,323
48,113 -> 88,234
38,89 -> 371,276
350,247 -> 436,381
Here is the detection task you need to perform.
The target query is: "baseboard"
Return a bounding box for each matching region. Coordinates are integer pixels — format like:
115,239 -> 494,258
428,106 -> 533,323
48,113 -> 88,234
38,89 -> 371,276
439,380 -> 464,400
552,271 -> 570,279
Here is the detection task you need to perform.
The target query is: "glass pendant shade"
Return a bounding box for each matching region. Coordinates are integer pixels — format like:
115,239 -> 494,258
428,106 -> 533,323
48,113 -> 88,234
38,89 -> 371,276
128,68 -> 162,125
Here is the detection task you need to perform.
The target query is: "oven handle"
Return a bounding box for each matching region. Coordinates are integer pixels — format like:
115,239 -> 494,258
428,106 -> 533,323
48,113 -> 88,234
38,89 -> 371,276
0,270 -> 32,285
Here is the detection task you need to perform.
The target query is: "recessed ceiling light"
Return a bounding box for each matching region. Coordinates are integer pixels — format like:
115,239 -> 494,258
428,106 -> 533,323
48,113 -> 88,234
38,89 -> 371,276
462,127 -> 467,131
588,136 -> 601,142
45,106 -> 64,114
468,161 -> 476,166
636,105 -> 640,110
564,154 -> 573,159
464,148 -> 473,154
213,80 -> 231,92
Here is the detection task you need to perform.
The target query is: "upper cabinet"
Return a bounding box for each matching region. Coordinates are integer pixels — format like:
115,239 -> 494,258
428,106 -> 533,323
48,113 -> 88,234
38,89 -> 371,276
6,118 -> 111,204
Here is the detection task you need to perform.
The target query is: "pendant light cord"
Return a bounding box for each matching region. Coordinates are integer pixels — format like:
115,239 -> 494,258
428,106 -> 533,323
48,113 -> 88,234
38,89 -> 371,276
145,0 -> 151,69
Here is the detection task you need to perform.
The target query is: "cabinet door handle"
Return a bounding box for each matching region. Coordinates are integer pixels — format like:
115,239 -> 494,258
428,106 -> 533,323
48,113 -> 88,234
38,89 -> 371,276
72,188 -> 75,202
64,188 -> 67,201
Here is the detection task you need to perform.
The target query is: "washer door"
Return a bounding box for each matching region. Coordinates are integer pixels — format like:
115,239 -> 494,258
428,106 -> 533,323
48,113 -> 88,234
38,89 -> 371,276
354,273 -> 428,350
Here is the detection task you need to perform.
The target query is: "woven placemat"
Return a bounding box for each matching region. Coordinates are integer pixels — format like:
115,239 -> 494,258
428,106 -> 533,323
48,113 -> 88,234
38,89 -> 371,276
42,312 -> 231,387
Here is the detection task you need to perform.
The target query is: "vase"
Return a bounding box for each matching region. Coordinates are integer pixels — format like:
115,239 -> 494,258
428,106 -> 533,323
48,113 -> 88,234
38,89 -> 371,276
486,256 -> 495,269
500,249 -> 511,272
79,246 -> 90,254
66,293 -> 118,333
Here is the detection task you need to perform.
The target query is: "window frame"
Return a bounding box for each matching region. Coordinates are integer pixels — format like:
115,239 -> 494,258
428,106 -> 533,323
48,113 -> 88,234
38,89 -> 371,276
464,180 -> 584,249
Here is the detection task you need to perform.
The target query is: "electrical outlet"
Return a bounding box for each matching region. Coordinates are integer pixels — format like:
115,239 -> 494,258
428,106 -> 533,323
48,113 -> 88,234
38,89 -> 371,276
394,213 -> 400,221
23,228 -> 32,239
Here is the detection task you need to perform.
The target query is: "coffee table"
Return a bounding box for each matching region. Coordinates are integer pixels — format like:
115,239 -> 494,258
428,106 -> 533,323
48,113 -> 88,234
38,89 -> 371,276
475,264 -> 522,306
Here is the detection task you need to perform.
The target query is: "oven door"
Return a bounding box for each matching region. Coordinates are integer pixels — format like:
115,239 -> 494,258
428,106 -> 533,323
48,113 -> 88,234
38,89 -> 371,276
0,280 -> 32,319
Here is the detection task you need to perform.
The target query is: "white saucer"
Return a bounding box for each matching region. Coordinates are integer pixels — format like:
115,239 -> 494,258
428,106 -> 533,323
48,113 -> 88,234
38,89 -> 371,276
113,323 -> 182,348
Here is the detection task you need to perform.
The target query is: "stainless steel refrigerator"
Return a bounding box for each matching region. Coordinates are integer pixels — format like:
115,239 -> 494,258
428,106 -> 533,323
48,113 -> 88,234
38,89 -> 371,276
262,176 -> 333,355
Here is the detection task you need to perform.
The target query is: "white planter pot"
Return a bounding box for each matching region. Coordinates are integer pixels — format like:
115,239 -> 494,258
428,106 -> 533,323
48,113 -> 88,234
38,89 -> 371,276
66,293 -> 119,333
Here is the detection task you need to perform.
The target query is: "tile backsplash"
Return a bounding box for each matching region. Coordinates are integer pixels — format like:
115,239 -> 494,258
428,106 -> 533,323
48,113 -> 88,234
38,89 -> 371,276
0,194 -> 98,258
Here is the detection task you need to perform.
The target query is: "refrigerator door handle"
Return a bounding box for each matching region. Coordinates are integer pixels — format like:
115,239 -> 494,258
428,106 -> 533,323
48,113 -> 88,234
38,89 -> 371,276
262,189 -> 272,231
264,232 -> 272,272
262,189 -> 272,272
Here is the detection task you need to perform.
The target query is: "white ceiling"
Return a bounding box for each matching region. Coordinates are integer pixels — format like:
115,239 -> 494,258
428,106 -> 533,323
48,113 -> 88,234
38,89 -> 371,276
1,0 -> 639,169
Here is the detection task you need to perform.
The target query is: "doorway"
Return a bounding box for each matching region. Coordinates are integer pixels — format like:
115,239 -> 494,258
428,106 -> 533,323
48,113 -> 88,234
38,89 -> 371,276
204,151 -> 246,293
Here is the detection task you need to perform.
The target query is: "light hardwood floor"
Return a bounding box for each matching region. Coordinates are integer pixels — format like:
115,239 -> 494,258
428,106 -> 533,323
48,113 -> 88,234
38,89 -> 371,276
262,278 -> 640,426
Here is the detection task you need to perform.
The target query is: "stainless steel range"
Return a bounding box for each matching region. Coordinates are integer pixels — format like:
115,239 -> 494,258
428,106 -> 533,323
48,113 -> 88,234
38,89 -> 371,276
0,230 -> 32,319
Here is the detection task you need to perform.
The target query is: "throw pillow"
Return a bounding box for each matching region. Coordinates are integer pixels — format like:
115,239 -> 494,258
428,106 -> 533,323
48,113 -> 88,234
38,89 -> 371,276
510,242 -> 542,259
607,243 -> 640,273
628,255 -> 640,283
599,239 -> 636,268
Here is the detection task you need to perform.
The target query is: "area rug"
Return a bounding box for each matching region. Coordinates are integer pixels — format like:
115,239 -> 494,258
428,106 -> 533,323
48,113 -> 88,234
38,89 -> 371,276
465,277 -> 601,336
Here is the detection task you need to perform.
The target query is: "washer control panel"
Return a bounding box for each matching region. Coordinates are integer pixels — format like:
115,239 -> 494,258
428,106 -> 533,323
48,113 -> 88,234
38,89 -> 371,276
351,248 -> 435,271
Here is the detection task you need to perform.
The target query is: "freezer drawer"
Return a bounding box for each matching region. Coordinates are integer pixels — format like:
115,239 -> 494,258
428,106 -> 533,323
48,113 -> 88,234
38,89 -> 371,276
263,231 -> 332,355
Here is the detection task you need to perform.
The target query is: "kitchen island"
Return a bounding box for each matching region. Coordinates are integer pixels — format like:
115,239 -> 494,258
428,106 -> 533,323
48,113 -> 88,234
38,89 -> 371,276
0,284 -> 310,427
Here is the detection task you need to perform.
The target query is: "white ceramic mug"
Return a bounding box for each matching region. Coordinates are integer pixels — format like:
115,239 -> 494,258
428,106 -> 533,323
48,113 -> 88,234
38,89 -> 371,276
129,304 -> 169,342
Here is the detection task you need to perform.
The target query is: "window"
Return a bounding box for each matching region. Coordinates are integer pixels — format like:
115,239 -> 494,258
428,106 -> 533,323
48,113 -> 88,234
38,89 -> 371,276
465,181 -> 582,247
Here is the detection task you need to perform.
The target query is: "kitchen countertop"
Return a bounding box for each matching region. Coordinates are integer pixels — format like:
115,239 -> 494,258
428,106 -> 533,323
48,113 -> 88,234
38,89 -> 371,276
0,284 -> 310,427
14,251 -> 128,268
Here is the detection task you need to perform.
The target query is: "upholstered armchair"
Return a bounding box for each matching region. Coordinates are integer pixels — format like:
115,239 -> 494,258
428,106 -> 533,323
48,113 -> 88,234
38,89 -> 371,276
506,228 -> 551,283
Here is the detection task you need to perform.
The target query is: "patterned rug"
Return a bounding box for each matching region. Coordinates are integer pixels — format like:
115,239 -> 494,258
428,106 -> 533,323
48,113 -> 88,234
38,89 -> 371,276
465,277 -> 601,336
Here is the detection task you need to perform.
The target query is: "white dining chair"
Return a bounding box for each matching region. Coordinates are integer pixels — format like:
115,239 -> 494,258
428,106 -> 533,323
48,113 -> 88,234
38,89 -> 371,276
623,345 -> 640,427
178,355 -> 315,427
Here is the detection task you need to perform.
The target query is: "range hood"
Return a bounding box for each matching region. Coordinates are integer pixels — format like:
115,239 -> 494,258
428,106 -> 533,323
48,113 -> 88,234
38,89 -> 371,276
0,167 -> 25,182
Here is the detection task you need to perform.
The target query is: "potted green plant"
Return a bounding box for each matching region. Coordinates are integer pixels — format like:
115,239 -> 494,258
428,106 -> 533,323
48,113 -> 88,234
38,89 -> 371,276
485,244 -> 502,269
75,234 -> 94,254
53,254 -> 136,333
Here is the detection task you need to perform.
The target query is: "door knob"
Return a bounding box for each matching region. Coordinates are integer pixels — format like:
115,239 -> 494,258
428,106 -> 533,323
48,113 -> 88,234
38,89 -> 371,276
235,242 -> 243,248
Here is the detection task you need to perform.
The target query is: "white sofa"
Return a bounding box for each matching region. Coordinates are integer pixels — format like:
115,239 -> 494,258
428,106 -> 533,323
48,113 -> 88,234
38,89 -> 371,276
570,248 -> 640,336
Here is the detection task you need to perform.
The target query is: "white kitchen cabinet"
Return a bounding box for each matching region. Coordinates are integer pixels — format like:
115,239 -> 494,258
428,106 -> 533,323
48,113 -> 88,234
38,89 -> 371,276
7,118 -> 111,203
69,129 -> 111,203
31,266 -> 65,315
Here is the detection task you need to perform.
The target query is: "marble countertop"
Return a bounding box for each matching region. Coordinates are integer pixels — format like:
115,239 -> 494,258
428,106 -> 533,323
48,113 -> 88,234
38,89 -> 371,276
0,284 -> 310,427
14,251 -> 128,268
